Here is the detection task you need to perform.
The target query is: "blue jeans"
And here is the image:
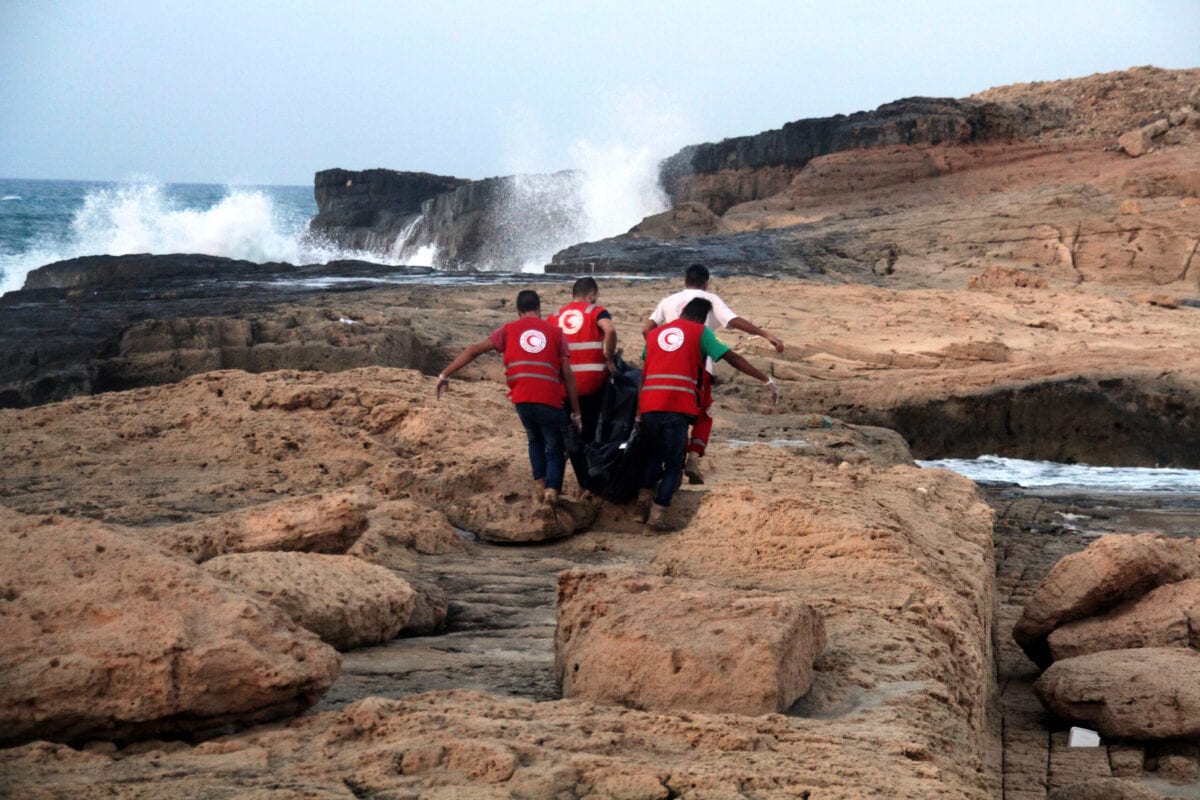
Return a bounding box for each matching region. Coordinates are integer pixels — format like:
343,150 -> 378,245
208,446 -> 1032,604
515,402 -> 569,493
639,411 -> 692,507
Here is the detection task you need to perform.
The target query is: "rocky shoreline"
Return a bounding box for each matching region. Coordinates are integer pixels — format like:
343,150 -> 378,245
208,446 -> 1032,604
3,66 -> 1200,798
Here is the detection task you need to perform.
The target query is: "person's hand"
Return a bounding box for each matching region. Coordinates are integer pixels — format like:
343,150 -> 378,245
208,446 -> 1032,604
767,334 -> 785,353
571,412 -> 582,432
764,377 -> 779,406
605,357 -> 617,375
435,373 -> 450,399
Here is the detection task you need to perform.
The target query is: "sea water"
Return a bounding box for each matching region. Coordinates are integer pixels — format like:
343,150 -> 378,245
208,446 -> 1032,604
919,455 -> 1200,495
0,178 -> 352,295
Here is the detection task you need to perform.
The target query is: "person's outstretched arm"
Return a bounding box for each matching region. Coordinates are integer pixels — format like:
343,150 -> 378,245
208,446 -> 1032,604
435,339 -> 497,398
721,351 -> 779,405
727,316 -> 784,353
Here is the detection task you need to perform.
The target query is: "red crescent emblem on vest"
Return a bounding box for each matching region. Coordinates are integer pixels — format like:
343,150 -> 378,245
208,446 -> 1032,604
558,309 -> 584,335
658,327 -> 685,352
520,329 -> 548,353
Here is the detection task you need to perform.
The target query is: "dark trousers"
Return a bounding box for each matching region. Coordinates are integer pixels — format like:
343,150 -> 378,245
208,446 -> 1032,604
515,402 -> 569,493
567,390 -> 604,489
639,411 -> 692,507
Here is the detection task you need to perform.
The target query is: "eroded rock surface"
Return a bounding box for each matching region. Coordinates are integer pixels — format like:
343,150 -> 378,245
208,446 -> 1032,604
1034,647 -> 1200,739
1047,577 -> 1200,660
1012,533 -> 1200,667
0,507 -> 340,746
555,567 -> 825,715
202,551 -> 417,651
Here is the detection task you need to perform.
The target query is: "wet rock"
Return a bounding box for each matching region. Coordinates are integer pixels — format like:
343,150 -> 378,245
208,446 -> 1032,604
398,575 -> 449,636
151,489 -> 373,563
555,568 -> 825,715
1013,533 -> 1200,667
1048,578 -> 1200,661
0,507 -> 339,746
202,551 -> 417,651
309,168 -> 468,253
1035,647 -> 1200,739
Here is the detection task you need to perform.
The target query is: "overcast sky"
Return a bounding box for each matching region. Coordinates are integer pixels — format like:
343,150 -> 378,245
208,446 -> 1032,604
1,0 -> 1197,186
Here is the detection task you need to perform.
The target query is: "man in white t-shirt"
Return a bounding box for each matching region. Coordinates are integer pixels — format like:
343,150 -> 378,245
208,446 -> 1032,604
642,263 -> 785,484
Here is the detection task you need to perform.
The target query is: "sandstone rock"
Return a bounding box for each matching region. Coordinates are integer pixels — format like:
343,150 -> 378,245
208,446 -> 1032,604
1048,778 -> 1162,800
1034,647 -> 1200,739
555,568 -> 825,715
1168,108 -> 1188,127
202,552 -> 416,651
362,499 -> 468,555
966,265 -> 1048,290
399,575 -> 449,636
1048,577 -> 1200,660
1118,118 -> 1170,157
628,201 -> 733,239
1129,293 -> 1179,308
1108,744 -> 1145,777
1119,200 -> 1143,215
1150,740 -> 1199,784
0,508 -> 339,745
151,489 -> 373,562
1013,533 -> 1200,667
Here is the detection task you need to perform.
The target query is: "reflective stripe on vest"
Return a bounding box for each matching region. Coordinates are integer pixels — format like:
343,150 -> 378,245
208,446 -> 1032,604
639,320 -> 706,417
551,300 -> 608,396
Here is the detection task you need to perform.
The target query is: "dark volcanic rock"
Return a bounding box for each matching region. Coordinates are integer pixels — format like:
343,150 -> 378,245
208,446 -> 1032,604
548,214 -> 894,281
0,255 -> 446,408
659,96 -> 1019,212
309,168 -> 469,253
401,171 -> 587,271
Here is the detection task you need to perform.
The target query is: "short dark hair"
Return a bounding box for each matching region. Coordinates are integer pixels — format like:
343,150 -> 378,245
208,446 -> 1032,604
684,263 -> 709,288
516,290 -> 541,313
680,297 -> 712,323
572,276 -> 598,299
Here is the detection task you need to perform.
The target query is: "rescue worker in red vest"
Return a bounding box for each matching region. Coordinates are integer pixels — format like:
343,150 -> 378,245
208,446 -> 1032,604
643,263 -> 785,485
435,290 -> 582,513
548,277 -> 617,490
637,297 -> 778,530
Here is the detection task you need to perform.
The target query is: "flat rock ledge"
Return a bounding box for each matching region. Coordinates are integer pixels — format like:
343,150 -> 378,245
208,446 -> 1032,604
202,551 -> 418,651
0,508 -> 340,746
555,567 -> 825,715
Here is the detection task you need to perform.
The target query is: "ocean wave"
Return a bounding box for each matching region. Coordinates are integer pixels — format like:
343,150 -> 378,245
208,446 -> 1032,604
919,455 -> 1200,494
0,181 -> 388,296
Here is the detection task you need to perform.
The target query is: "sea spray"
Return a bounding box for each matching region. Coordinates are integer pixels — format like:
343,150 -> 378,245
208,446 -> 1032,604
0,180 -> 382,296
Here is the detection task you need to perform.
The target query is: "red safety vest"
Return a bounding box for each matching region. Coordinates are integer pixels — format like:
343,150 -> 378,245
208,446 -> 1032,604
639,319 -> 705,417
550,300 -> 608,396
503,317 -> 566,407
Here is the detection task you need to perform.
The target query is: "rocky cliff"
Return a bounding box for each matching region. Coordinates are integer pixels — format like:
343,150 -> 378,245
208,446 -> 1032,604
308,168 -> 469,254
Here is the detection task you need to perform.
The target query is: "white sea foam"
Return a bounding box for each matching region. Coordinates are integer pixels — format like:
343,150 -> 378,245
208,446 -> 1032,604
919,455 -> 1200,494
1,195 -> 20,201
0,180 -> 384,295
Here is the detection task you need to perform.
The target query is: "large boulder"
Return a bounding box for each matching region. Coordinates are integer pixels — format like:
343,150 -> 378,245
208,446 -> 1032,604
0,508 -> 339,746
202,552 -> 417,651
150,489 -> 373,562
555,568 -> 825,715
1034,647 -> 1200,739
1013,533 -> 1200,667
1048,578 -> 1200,660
